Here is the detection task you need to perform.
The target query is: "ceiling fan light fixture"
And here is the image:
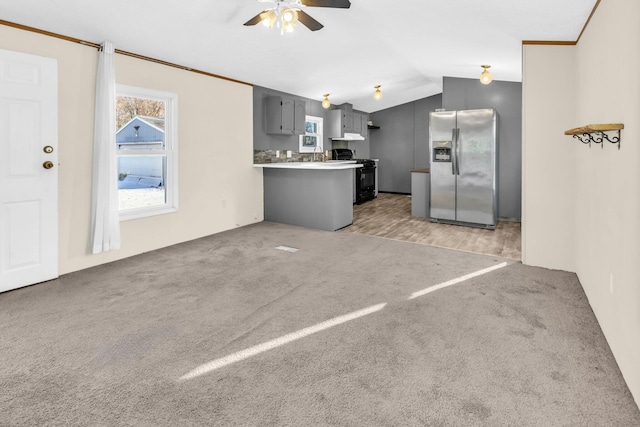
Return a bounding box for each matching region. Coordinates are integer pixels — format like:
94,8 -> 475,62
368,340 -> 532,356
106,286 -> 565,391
282,8 -> 297,23
281,7 -> 298,33
322,94 -> 331,109
260,10 -> 277,28
245,0 -> 350,33
373,85 -> 382,100
480,65 -> 493,85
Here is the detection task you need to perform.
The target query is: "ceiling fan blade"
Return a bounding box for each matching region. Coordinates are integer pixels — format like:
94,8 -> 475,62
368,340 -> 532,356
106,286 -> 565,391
244,11 -> 268,26
297,10 -> 324,31
301,0 -> 351,8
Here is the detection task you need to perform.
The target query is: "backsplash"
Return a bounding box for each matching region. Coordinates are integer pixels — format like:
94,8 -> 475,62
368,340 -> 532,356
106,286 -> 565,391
254,149 -> 335,163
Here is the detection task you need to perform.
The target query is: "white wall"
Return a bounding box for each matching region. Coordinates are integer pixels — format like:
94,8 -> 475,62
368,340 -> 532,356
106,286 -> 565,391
0,25 -> 264,274
523,0 -> 640,406
574,0 -> 640,406
522,45 -> 576,271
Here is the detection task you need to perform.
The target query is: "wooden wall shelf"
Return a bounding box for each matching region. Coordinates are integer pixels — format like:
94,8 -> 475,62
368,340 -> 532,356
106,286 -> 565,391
564,123 -> 624,135
564,123 -> 624,149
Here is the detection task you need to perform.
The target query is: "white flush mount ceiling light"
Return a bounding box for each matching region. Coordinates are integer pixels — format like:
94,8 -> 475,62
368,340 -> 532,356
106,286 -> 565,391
322,94 -> 331,109
373,85 -> 382,100
244,0 -> 351,35
480,65 -> 493,85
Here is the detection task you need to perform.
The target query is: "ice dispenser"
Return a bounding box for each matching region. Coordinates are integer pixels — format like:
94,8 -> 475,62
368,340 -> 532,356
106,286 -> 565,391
432,141 -> 452,162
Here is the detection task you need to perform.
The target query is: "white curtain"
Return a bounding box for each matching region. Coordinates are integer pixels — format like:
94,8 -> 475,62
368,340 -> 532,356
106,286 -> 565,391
91,41 -> 121,254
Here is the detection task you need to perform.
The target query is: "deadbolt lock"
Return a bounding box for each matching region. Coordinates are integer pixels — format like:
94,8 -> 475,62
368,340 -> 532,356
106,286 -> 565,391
43,146 -> 54,154
43,161 -> 54,170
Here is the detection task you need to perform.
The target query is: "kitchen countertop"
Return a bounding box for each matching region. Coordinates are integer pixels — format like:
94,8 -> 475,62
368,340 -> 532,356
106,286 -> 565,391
254,161 -> 362,170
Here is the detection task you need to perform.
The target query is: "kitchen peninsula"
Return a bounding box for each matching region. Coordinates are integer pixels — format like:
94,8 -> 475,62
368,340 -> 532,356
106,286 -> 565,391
254,162 -> 362,231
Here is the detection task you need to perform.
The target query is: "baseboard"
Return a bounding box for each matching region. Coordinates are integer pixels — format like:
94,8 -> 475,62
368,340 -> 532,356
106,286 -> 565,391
378,191 -> 411,196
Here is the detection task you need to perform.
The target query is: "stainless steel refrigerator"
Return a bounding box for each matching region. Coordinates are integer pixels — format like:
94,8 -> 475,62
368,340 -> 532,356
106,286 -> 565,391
429,108 -> 498,228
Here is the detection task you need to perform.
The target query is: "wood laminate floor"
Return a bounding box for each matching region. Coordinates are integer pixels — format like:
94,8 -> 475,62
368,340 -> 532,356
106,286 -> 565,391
341,193 -> 521,260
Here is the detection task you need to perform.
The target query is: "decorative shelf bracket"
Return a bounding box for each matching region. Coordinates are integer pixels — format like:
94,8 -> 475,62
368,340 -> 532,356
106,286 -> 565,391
564,123 -> 624,150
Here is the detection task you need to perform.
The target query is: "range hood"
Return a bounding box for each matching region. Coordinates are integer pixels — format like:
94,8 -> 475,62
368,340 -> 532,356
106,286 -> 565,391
331,132 -> 365,141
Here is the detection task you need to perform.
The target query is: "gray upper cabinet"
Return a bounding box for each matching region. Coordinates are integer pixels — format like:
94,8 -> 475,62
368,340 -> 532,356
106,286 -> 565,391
294,99 -> 305,135
266,95 -> 306,135
343,111 -> 354,133
352,112 -> 363,134
329,109 -> 354,137
329,109 -> 370,139
361,114 -> 369,140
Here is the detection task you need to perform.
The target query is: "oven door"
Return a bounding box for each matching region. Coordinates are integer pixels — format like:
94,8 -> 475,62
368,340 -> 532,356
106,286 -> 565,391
356,165 -> 376,204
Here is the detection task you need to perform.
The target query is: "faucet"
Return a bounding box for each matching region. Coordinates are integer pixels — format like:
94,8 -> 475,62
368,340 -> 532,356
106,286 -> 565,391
312,145 -> 325,162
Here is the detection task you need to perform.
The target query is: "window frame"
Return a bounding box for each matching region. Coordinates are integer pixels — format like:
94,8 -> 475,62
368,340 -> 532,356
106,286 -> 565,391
299,115 -> 323,153
116,84 -> 179,221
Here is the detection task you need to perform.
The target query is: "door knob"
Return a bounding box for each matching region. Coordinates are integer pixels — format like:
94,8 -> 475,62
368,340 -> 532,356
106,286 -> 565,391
43,146 -> 54,154
43,161 -> 54,169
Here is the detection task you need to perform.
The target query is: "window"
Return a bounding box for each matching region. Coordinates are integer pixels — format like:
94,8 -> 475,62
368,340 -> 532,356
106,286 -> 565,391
299,115 -> 323,153
115,85 -> 178,220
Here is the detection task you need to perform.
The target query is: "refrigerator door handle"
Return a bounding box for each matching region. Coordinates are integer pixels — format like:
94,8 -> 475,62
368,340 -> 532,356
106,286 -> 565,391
455,128 -> 461,175
451,128 -> 456,175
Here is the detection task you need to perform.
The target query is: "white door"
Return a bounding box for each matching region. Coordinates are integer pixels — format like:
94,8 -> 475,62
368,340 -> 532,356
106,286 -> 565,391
0,49 -> 58,293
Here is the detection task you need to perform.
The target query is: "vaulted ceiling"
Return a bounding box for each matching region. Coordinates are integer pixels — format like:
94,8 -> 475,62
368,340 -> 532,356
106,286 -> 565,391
0,0 -> 597,112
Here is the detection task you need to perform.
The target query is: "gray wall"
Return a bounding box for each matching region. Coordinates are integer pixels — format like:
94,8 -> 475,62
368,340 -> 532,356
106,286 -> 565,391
253,85 -> 370,156
370,94 -> 442,193
253,85 -> 328,151
370,78 -> 522,219
443,77 -> 522,219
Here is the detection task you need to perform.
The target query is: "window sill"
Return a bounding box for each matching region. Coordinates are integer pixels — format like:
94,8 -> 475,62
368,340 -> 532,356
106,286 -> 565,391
119,205 -> 178,221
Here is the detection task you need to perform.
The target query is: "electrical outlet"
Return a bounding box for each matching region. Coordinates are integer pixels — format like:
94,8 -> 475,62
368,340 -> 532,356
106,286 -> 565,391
287,150 -> 292,158
276,150 -> 280,157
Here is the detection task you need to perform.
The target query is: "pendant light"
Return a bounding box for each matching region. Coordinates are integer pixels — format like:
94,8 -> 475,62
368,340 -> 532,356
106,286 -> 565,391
480,65 -> 493,85
373,85 -> 382,100
322,94 -> 331,109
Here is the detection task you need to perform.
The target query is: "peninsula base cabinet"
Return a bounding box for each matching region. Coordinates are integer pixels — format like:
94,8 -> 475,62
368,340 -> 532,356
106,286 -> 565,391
265,95 -> 306,135
262,168 -> 353,231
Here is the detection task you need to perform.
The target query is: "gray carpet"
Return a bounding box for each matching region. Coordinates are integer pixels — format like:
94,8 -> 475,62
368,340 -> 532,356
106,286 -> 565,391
1,221 -> 638,426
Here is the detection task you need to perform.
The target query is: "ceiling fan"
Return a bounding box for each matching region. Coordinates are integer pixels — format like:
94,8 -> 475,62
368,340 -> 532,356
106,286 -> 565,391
244,0 -> 351,34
